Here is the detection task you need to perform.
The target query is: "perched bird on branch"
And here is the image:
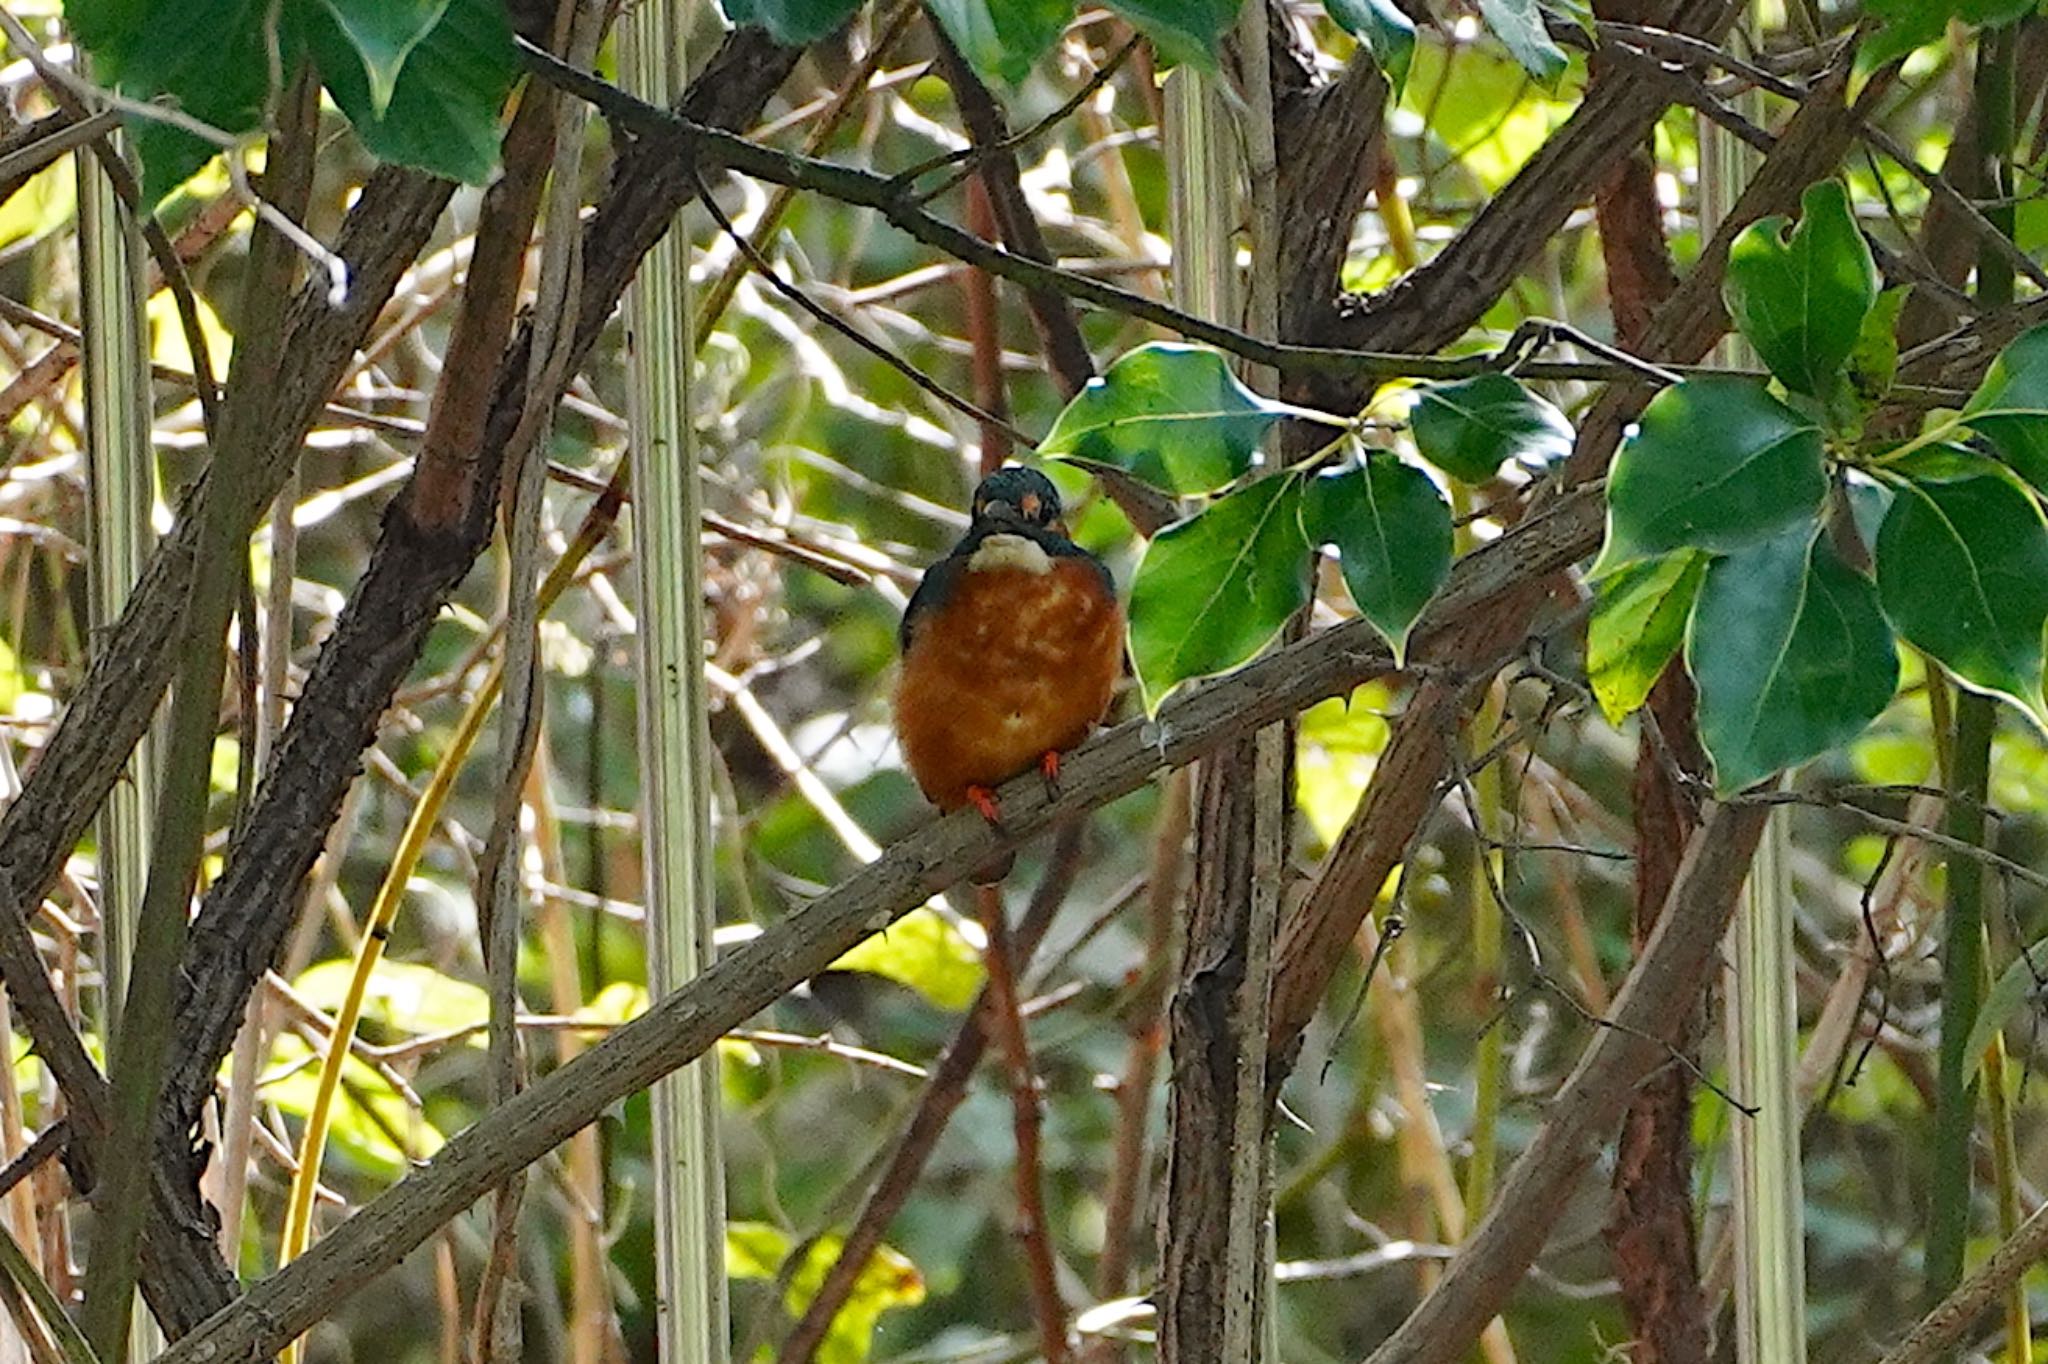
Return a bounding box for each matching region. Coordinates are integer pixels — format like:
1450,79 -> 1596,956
895,466 -> 1124,853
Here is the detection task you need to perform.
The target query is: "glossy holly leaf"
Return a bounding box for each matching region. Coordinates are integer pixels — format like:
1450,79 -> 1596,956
300,0 -> 517,184
1962,324 -> 2048,494
1724,182 -> 1878,397
68,0 -> 271,205
1410,373 -> 1573,483
1687,527 -> 1897,793
316,0 -> 451,114
1876,449 -> 2048,726
1588,550 -> 1706,725
1040,343 -> 1286,495
1106,0 -> 1243,67
1478,0 -> 1567,85
1324,0 -> 1416,94
719,0 -> 863,44
829,907 -> 983,1009
1303,460 -> 1451,661
1129,474 -> 1311,710
929,0 -> 1074,85
1595,376 -> 1827,575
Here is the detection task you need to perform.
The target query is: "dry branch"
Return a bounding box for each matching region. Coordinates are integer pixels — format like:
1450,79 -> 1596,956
1362,804 -> 1769,1364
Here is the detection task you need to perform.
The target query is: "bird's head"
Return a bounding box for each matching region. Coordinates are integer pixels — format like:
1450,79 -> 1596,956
970,466 -> 1064,534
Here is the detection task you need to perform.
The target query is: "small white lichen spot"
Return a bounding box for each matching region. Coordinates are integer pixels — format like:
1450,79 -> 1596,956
967,532 -> 1053,575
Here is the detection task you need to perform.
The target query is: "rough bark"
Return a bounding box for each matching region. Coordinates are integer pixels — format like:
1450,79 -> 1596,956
1588,33 -> 1710,1353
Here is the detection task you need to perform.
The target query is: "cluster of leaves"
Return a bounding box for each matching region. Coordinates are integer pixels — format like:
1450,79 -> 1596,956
1036,343 -> 1570,708
722,0 -> 1574,97
68,0 -> 520,202
1590,181 -> 2048,790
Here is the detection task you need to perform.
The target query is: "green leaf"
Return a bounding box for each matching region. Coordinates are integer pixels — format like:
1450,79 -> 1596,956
1588,550 -> 1706,725
1105,0 -> 1243,67
262,1034 -> 444,1172
1844,287 -> 1908,413
68,0 -> 272,205
829,907 -> 983,1009
1323,0 -> 1416,93
1129,474 -> 1311,710
718,0 -> 863,44
929,0 -> 1074,85
300,0 -> 517,184
1876,450 -> 2048,725
1723,181 -> 1878,397
292,958 -> 490,1038
1864,0 -> 2033,69
1303,460 -> 1451,661
1477,0 -> 1567,84
1410,373 -> 1573,483
1595,376 -> 1827,574
315,0 -> 452,114
1962,323 -> 2048,494
1686,527 -> 1898,793
729,1224 -> 925,1364
1965,934 -> 2048,1078
1039,343 -> 1286,495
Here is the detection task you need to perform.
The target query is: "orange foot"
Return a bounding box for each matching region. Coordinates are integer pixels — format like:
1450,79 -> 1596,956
1038,749 -> 1063,801
966,784 -> 1004,829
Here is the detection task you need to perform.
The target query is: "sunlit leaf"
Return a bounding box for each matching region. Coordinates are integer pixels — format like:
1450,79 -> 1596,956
1595,376 -> 1826,575
1410,373 -> 1573,483
293,958 -> 490,1039
729,1222 -> 925,1364
0,161 -> 74,252
830,907 -> 983,1010
1478,0 -> 1567,84
1302,460 -> 1451,660
1129,473 -> 1311,710
1040,343 -> 1287,495
718,0 -> 863,44
1876,449 -> 2048,726
261,1034 -> 444,1172
929,0 -> 1074,85
1687,527 -> 1897,793
1724,181 -> 1878,397
1962,323 -> 2048,494
1588,550 -> 1705,724
1296,686 -> 1392,848
1323,0 -> 1415,93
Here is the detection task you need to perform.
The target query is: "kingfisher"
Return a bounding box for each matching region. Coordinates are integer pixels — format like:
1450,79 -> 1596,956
894,467 -> 1125,835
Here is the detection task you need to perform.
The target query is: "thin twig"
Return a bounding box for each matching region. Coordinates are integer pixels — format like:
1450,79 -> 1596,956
973,881 -> 1069,1363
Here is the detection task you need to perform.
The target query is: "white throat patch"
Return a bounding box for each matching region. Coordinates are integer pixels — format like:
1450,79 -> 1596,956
966,532 -> 1054,575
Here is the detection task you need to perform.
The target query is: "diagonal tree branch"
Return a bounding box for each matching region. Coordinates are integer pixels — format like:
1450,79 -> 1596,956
154,22 -> 806,1197
150,466 -> 1615,1363
1362,803 -> 1769,1364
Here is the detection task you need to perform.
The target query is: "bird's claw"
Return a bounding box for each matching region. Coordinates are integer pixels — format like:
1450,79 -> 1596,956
967,785 -> 1005,831
1038,750 -> 1062,802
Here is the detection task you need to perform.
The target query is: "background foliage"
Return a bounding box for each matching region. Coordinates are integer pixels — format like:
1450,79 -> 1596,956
1,0 -> 2048,1362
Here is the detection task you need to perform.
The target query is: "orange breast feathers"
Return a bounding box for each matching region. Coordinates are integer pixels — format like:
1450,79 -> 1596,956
895,543 -> 1124,812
